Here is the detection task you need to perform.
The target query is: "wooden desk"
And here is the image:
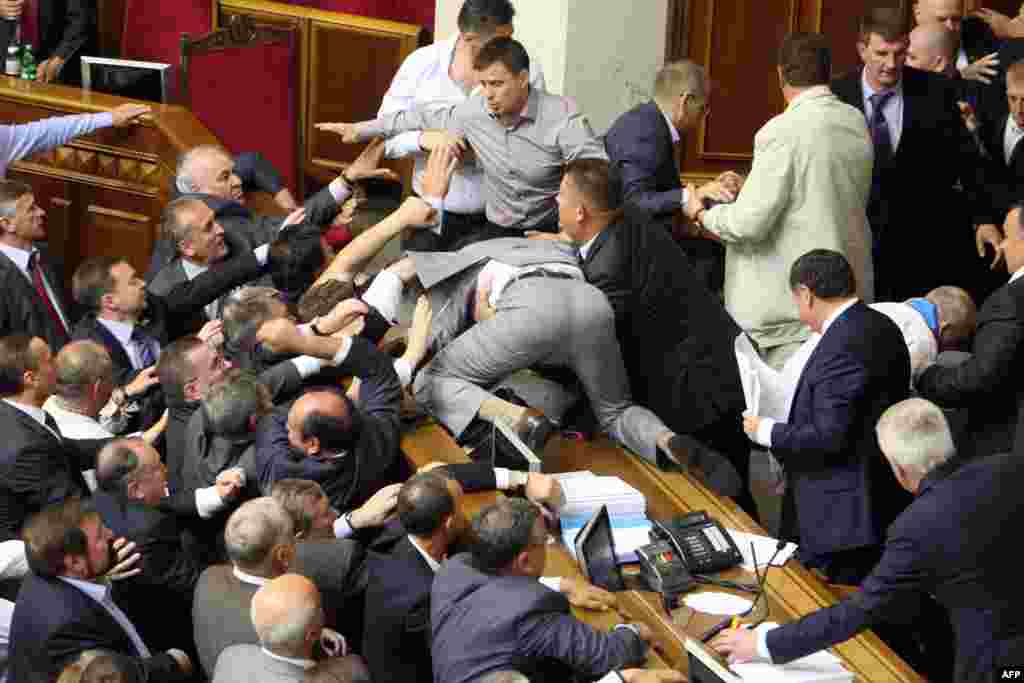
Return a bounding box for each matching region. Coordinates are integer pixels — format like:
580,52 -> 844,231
400,419 -> 925,681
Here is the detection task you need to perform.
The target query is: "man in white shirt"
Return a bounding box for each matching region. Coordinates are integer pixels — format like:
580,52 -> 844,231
378,0 -> 545,251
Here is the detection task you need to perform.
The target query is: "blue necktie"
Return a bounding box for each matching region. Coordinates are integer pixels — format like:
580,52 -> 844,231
131,327 -> 158,368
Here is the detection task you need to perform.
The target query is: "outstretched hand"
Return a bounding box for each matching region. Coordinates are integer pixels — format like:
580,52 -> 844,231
344,138 -> 401,184
316,122 -> 363,144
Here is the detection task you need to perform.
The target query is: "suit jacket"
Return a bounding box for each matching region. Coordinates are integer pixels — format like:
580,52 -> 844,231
832,67 -> 994,301
700,87 -> 874,350
582,215 -> 744,433
292,538 -> 367,647
212,644 -> 370,683
918,276 -> 1024,459
193,564 -> 260,678
771,302 -> 911,559
0,247 -> 71,352
362,537 -> 435,683
0,401 -> 107,541
9,572 -> 184,683
977,111 -> 1024,226
767,453 -> 1024,683
431,554 -> 646,683
0,0 -> 96,86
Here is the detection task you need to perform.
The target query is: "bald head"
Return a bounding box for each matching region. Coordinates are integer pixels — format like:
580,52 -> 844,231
914,0 -> 963,32
907,23 -> 957,73
53,340 -> 113,410
251,574 -> 323,657
287,390 -> 359,458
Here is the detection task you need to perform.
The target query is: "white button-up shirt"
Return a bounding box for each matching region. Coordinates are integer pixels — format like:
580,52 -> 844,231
861,70 -> 904,152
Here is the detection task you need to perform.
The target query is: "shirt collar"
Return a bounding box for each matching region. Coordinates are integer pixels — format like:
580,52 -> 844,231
180,258 -> 208,280
1011,266 -> 1024,284
407,535 -> 442,573
917,457 -> 959,496
491,88 -> 539,127
2,398 -> 49,428
260,648 -> 316,670
820,298 -> 859,336
786,85 -> 833,110
661,108 -> 680,144
578,232 -> 601,261
59,575 -> 111,602
97,317 -> 135,347
861,68 -> 902,103
233,567 -> 271,587
0,242 -> 32,273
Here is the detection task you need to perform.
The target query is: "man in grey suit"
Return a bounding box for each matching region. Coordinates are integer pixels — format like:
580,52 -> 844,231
212,574 -> 369,683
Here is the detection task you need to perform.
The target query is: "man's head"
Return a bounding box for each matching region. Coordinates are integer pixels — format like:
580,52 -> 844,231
0,180 -> 45,249
157,335 -> 230,405
652,60 -> 709,132
53,341 -> 115,416
858,6 -> 910,90
914,0 -> 963,33
23,497 -> 114,579
224,497 -> 296,577
271,479 -> 338,540
161,197 -> 227,266
876,397 -> 955,493
788,249 -> 857,333
398,471 -> 468,550
924,286 -> 977,350
176,146 -> 243,203
470,498 -> 547,577
95,438 -> 168,507
269,227 -> 334,303
201,368 -> 273,439
557,159 -> 617,243
251,574 -> 324,659
777,33 -> 832,95
457,0 -> 515,55
0,333 -> 56,404
473,37 -> 531,120
287,390 -> 361,459
907,23 -> 958,73
72,257 -> 147,321
222,286 -> 293,352
1001,204 -> 1024,275
1007,61 -> 1024,129
298,279 -> 355,324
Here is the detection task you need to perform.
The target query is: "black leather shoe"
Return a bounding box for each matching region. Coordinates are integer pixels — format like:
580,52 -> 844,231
665,434 -> 743,498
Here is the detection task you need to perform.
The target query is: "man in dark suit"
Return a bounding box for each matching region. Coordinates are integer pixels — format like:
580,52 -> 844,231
559,158 -> 755,516
977,61 -> 1024,228
715,398 -> 1024,683
10,497 -> 192,683
743,250 -> 911,584
0,0 -> 96,85
0,333 -> 110,541
431,497 -> 649,683
603,60 -> 735,293
832,7 -> 999,302
918,203 -> 1024,459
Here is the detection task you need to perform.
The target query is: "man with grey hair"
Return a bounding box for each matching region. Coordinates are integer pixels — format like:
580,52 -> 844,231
192,497 -> 297,677
714,397 -> 1024,683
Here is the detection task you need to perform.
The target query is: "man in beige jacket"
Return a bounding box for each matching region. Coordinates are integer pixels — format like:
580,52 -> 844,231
684,33 -> 874,368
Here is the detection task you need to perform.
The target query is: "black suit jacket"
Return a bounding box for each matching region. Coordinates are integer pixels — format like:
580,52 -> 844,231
832,67 -> 994,300
0,247 -> 71,352
582,215 -> 744,434
977,111 -> 1024,227
0,0 -> 96,86
771,302 -> 911,560
0,401 -> 108,541
767,453 -> 1024,682
292,538 -> 367,648
9,572 -> 185,683
363,536 -> 435,683
918,276 -> 1024,459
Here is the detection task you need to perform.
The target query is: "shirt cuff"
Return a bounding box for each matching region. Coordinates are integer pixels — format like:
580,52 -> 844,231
328,176 -> 354,204
393,357 -> 413,389
290,355 -> 328,379
680,186 -> 690,208
387,131 -> 423,159
495,468 -> 528,490
333,514 -> 355,539
757,627 -> 774,662
422,196 -> 445,235
96,112 -> 115,128
331,337 -> 353,366
538,576 -> 562,592
755,417 -> 776,448
596,673 -> 625,683
254,244 -> 269,266
195,485 -> 226,519
361,270 -> 404,324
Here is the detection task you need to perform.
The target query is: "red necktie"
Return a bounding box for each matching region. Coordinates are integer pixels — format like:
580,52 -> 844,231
20,0 -> 39,48
28,251 -> 69,346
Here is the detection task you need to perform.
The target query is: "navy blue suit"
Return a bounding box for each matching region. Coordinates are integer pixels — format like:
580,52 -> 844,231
766,453 -> 1024,683
771,302 -> 911,576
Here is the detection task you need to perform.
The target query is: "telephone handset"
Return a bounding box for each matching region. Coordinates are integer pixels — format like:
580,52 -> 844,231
650,511 -> 743,574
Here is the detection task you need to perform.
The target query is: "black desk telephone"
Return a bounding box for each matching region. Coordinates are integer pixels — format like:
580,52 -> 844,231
650,511 -> 743,574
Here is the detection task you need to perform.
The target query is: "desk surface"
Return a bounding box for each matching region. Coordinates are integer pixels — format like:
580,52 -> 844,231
400,418 -> 925,682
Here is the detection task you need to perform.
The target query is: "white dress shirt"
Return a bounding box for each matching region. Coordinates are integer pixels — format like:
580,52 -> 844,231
96,318 -> 158,370
1011,266 -> 1024,284
861,70 -> 904,152
1004,116 -> 1024,165
957,47 -> 969,72
478,260 -> 584,308
378,35 -> 546,215
58,577 -> 151,657
260,648 -> 316,670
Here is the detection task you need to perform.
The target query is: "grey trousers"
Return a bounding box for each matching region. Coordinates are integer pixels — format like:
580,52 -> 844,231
413,277 -> 668,461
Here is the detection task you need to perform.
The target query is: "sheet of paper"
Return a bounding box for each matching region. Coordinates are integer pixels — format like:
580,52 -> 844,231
726,529 -> 799,573
683,591 -> 754,616
561,513 -> 652,564
732,623 -> 853,682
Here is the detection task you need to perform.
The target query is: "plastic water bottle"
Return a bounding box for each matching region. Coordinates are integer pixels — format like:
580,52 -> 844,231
20,44 -> 35,81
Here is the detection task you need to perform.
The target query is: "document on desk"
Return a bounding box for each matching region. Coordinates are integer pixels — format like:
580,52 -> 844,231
561,512 -> 652,564
732,623 -> 853,682
726,529 -> 798,572
554,472 -> 646,517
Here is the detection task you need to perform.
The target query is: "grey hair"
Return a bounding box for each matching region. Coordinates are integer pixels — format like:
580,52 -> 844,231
653,60 -> 707,106
201,369 -> 269,437
224,498 -> 295,570
876,398 -> 955,477
175,145 -> 230,195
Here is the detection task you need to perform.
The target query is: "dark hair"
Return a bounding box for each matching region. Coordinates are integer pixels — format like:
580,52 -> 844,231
859,5 -> 909,44
298,279 -> 355,323
94,439 -> 153,499
0,179 -> 32,214
1009,200 -> 1024,239
270,226 -> 327,302
778,33 -> 831,87
473,37 -> 530,74
0,333 -> 39,397
72,256 -> 126,310
789,249 -> 856,298
398,472 -> 455,536
201,368 -> 270,437
271,479 -> 328,538
565,159 -> 615,212
470,498 -> 541,572
221,288 -> 286,352
156,336 -> 205,403
299,391 -> 363,454
23,497 -> 96,577
457,0 -> 515,35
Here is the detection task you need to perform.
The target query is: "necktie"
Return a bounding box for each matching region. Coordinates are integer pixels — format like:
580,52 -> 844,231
27,251 -> 70,348
868,91 -> 895,168
20,0 -> 39,48
130,327 -> 158,369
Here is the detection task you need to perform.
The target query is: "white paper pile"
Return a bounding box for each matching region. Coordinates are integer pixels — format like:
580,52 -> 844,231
554,471 -> 645,517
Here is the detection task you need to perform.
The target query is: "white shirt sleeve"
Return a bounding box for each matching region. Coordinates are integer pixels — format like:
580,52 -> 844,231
538,576 -> 563,592
194,486 -> 227,519
379,44 -> 434,160
757,627 -> 774,662
755,417 -> 776,448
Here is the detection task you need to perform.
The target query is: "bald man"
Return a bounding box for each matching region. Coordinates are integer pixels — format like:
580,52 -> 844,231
213,574 -> 370,683
908,23 -> 959,76
915,0 -> 1000,84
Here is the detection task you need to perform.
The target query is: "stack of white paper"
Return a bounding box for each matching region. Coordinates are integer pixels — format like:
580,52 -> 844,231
732,624 -> 853,682
554,471 -> 645,518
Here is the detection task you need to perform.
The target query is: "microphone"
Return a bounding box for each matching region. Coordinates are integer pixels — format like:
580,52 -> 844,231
700,539 -> 785,642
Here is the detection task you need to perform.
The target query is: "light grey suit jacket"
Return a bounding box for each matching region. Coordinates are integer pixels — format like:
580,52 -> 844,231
212,645 -> 369,683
